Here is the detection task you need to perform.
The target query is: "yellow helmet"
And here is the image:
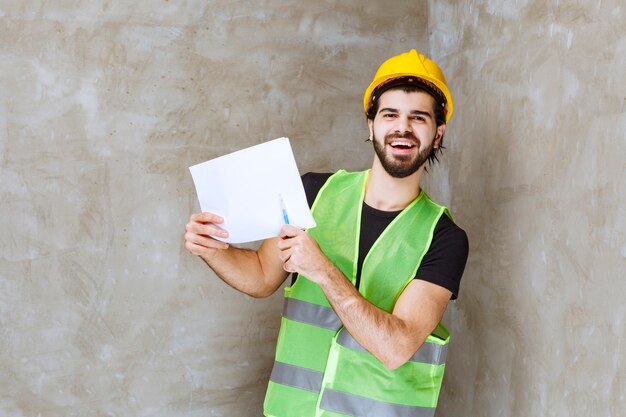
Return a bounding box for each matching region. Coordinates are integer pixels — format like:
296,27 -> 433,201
363,49 -> 454,123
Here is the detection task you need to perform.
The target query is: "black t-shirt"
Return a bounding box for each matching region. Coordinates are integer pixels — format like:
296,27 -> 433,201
297,172 -> 468,299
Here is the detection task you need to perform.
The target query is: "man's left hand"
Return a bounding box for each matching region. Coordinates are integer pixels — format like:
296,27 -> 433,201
277,225 -> 330,283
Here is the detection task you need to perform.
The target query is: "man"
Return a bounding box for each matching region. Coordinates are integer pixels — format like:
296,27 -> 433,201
184,49 -> 468,417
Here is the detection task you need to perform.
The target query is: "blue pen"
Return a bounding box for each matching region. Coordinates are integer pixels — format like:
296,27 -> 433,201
279,194 -> 290,225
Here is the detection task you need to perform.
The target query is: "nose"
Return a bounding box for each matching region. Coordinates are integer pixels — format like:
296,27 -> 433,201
394,114 -> 412,134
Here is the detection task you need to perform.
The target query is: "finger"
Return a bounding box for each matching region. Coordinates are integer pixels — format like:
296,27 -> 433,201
186,221 -> 229,240
280,224 -> 301,239
185,231 -> 229,250
277,238 -> 291,251
190,212 -> 225,224
184,240 -> 203,255
185,233 -> 229,250
185,240 -> 222,256
278,248 -> 291,263
282,260 -> 296,273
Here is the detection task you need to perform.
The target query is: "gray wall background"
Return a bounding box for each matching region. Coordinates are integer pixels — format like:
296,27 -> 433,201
424,2 -> 625,416
0,1 -> 624,416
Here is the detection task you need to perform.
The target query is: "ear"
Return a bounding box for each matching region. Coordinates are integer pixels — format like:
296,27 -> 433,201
434,124 -> 446,148
367,119 -> 374,141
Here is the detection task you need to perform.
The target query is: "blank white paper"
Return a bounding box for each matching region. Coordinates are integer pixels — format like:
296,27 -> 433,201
189,137 -> 316,243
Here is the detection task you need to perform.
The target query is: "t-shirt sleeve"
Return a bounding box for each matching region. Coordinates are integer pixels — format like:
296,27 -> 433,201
415,215 -> 469,300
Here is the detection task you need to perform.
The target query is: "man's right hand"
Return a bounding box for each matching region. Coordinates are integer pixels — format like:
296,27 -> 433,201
184,212 -> 289,297
184,212 -> 230,261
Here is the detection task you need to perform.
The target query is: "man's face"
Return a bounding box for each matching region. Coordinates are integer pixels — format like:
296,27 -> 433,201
368,89 -> 445,178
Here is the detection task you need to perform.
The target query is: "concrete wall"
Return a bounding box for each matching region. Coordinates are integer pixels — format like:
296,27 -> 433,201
0,1 -> 425,416
424,1 -> 625,416
2,1 -> 625,416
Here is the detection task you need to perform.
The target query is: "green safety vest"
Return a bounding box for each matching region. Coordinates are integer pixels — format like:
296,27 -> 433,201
264,170 -> 452,417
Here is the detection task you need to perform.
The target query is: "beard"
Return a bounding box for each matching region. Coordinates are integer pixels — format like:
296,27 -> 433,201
372,131 -> 434,178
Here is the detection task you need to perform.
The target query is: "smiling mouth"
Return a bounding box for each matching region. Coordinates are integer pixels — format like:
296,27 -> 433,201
388,139 -> 417,150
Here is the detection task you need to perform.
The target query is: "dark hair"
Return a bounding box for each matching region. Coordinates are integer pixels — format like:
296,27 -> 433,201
366,79 -> 447,167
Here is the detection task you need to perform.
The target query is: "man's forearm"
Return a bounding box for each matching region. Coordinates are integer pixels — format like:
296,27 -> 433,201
315,261 -> 421,370
200,245 -> 281,298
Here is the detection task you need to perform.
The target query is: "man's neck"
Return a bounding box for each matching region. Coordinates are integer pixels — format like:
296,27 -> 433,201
364,159 -> 424,212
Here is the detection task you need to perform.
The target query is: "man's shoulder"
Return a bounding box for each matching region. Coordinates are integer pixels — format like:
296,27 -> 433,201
302,170 -> 369,206
415,213 -> 469,300
434,214 -> 468,246
301,172 -> 334,207
301,172 -> 334,186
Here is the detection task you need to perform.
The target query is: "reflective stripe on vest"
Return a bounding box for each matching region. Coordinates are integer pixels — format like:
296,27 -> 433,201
283,297 -> 342,331
336,329 -> 448,365
269,361 -> 324,393
319,389 -> 436,417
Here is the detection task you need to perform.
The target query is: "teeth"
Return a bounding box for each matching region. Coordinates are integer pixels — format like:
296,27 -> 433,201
390,140 -> 414,148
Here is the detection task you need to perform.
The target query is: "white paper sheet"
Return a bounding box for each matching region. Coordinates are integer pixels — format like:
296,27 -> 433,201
189,137 -> 316,243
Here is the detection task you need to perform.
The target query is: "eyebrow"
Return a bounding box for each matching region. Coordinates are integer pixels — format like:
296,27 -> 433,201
379,107 -> 433,119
